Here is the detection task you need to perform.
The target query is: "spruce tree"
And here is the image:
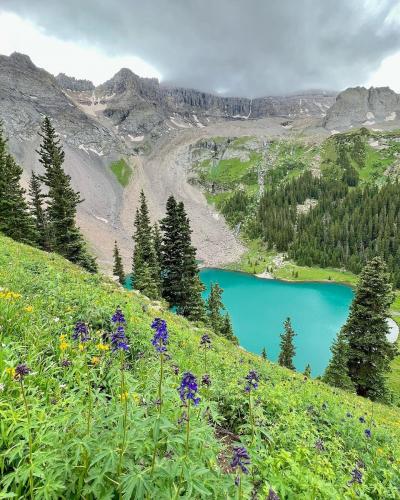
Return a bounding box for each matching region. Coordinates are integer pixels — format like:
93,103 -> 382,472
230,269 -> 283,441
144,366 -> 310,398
28,171 -> 50,250
303,364 -> 311,378
323,330 -> 355,391
113,241 -> 125,285
343,257 -> 396,401
160,196 -> 205,320
261,347 -> 267,360
0,126 -> 36,245
278,318 -> 296,370
207,283 -> 225,333
153,222 -> 163,270
37,117 -> 97,272
220,313 -> 238,344
132,191 -> 160,299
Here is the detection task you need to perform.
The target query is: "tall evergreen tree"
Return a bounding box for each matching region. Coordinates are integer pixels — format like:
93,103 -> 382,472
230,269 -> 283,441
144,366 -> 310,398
343,257 -> 396,401
323,330 -> 355,391
153,222 -> 163,269
303,364 -> 312,378
113,241 -> 125,285
160,196 -> 205,320
37,117 -> 97,272
132,191 -> 160,299
207,283 -> 225,333
28,171 -> 49,250
0,126 -> 36,245
220,313 -> 238,344
278,318 -> 296,370
261,347 -> 267,360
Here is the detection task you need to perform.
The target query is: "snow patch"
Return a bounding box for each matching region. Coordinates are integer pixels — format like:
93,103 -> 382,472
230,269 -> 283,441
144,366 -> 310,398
386,318 -> 399,343
366,111 -> 375,120
93,215 -> 108,224
363,120 -> 375,126
192,114 -> 205,128
128,134 -> 144,142
385,112 -> 396,121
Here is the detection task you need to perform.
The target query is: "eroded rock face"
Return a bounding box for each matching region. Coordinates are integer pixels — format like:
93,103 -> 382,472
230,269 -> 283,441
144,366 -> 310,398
323,87 -> 400,130
56,73 -> 95,92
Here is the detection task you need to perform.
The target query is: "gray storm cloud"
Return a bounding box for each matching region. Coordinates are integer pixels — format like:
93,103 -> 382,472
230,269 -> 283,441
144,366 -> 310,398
2,0 -> 400,96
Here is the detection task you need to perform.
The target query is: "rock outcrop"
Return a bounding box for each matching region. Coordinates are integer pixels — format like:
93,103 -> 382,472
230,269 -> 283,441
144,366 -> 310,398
56,73 -> 95,92
323,86 -> 400,130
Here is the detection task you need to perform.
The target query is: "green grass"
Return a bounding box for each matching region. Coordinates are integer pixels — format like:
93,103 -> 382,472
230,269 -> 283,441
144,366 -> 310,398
110,158 -> 132,187
1,235 -> 400,497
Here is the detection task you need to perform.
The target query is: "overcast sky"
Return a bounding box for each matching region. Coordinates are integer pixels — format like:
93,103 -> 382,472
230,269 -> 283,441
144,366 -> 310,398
1,0 -> 400,96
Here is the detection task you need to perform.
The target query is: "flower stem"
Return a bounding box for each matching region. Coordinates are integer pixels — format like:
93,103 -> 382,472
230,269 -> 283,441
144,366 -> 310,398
248,392 -> 254,443
185,402 -> 191,457
117,352 -> 128,496
151,352 -> 164,473
20,381 -> 34,500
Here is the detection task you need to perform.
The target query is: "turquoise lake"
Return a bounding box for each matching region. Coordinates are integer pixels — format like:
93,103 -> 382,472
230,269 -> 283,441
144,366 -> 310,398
200,269 -> 354,376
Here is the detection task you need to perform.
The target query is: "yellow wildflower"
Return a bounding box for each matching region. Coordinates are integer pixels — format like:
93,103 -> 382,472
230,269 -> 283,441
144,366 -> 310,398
59,341 -> 69,351
59,334 -> 67,341
78,343 -> 85,351
120,391 -> 129,401
24,305 -> 33,313
6,367 -> 16,378
96,343 -> 110,351
91,356 -> 100,365
132,392 -> 141,404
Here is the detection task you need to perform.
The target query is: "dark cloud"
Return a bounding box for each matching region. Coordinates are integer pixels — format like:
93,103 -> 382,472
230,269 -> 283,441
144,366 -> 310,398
2,0 -> 400,96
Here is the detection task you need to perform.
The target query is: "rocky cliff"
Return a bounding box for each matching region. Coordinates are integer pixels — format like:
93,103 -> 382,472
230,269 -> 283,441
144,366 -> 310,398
323,86 -> 400,130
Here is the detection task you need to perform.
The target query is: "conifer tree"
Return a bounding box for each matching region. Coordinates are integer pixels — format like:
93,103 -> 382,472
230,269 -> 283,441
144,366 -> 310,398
28,171 -> 49,250
343,257 -> 396,401
261,347 -> 267,360
132,191 -> 160,299
113,241 -> 125,285
278,317 -> 296,370
160,196 -> 205,320
323,330 -> 355,391
303,364 -> 311,378
37,117 -> 97,272
220,313 -> 238,344
152,222 -> 163,270
207,283 -> 225,333
0,126 -> 36,245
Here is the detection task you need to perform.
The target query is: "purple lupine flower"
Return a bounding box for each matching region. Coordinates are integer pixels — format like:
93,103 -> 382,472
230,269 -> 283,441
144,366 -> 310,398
315,438 -> 325,452
201,374 -> 211,387
151,318 -> 168,353
61,359 -> 72,368
349,467 -> 363,485
364,428 -> 371,439
111,325 -> 129,351
178,372 -> 200,405
359,416 -> 366,423
230,446 -> 250,474
72,321 -> 90,342
112,306 -> 126,324
268,488 -> 280,500
244,370 -> 259,392
15,364 -> 30,381
200,334 -> 212,349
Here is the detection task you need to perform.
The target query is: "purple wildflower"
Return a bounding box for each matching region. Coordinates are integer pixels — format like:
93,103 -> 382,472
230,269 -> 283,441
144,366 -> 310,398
178,372 -> 200,406
349,467 -> 363,485
151,318 -> 168,353
244,370 -> 259,392
111,325 -> 129,351
230,446 -> 250,474
61,359 -> 72,368
72,321 -> 90,342
201,374 -> 211,387
200,334 -> 212,349
15,364 -> 30,381
112,306 -> 126,324
364,428 -> 371,439
315,438 -> 325,452
359,416 -> 366,423
268,488 -> 280,500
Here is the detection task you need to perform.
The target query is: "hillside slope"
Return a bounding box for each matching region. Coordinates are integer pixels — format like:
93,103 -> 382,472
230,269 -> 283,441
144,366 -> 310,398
0,235 -> 399,498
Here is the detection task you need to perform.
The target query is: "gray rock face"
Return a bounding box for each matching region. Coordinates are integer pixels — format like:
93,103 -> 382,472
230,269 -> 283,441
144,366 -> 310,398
56,73 -> 95,91
323,86 -> 400,130
0,52 -> 120,155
